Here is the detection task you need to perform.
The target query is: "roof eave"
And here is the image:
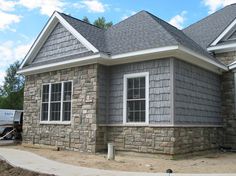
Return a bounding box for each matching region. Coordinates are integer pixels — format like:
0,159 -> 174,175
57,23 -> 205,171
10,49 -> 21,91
207,42 -> 236,53
18,45 -> 227,75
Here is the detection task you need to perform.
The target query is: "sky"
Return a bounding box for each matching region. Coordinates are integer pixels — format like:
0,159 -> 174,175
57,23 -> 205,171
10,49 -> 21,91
0,0 -> 236,85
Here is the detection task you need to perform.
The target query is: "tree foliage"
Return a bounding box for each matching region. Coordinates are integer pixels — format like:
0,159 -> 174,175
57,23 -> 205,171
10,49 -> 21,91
82,16 -> 90,24
0,61 -> 24,109
82,16 -> 113,29
93,17 -> 113,29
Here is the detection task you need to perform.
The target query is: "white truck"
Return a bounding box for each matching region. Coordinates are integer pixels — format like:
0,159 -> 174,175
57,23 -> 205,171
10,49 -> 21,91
0,109 -> 23,140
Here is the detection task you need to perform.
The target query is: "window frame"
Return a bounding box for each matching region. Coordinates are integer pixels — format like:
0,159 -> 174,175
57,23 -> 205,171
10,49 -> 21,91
40,81 -> 73,125
123,72 -> 149,125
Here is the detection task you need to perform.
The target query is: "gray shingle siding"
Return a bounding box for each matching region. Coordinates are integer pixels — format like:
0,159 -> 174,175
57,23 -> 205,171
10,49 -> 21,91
174,59 -> 221,125
33,23 -> 89,63
97,65 -> 109,124
106,59 -> 171,124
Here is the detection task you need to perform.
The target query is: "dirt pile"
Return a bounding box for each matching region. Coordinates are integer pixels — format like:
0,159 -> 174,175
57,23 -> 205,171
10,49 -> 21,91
0,160 -> 54,176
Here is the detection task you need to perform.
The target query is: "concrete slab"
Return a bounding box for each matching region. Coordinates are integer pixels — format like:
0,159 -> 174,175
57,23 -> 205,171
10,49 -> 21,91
0,148 -> 235,176
0,140 -> 15,146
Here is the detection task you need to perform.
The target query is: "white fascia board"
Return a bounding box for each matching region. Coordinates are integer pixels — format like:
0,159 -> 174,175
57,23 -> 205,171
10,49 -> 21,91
178,45 -> 228,71
17,54 -> 102,75
111,46 -> 178,59
229,63 -> 236,70
228,61 -> 236,70
211,18 -> 236,46
207,42 -> 236,53
19,12 -> 99,70
55,12 -> 98,53
19,45 -> 227,75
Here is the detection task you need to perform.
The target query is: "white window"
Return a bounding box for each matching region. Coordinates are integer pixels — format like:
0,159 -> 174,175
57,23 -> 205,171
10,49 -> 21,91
41,81 -> 72,123
123,72 -> 149,124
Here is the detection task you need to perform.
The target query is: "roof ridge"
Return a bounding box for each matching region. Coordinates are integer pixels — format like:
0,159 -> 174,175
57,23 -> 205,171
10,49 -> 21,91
107,11 -> 146,30
145,11 -> 220,62
59,12 -> 106,31
144,11 -> 180,44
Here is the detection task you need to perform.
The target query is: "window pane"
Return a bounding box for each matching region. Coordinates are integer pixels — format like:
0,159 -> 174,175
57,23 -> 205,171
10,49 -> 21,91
50,102 -> 61,121
127,101 -> 133,111
141,100 -> 145,110
63,102 -> 71,121
127,112 -> 134,122
140,88 -> 145,98
127,89 -> 133,99
41,103 -> 48,121
140,111 -> 145,122
127,100 -> 146,122
51,83 -> 61,102
133,88 -> 140,99
42,85 -> 49,102
135,101 -> 139,111
63,82 -> 72,101
134,78 -> 139,88
140,77 -> 145,88
135,112 -> 139,122
128,79 -> 133,89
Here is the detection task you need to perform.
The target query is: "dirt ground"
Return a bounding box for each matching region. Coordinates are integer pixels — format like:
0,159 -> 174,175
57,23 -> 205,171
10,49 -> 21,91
0,160 -> 54,176
3,145 -> 236,173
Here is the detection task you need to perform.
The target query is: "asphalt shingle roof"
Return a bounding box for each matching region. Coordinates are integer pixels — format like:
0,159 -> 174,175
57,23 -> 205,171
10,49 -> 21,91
60,10 -> 223,65
20,7 -> 235,71
60,13 -> 107,53
183,3 -> 236,49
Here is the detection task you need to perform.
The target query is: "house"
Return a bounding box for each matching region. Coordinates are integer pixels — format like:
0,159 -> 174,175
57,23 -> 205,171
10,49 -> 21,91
18,4 -> 236,155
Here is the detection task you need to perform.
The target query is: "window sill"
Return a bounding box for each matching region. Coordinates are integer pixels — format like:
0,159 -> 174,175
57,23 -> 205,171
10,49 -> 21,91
123,122 -> 149,126
40,121 -> 71,125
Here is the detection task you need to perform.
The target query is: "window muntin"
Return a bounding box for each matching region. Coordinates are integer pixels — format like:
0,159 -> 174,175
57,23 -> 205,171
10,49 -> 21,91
124,72 -> 149,124
41,81 -> 72,122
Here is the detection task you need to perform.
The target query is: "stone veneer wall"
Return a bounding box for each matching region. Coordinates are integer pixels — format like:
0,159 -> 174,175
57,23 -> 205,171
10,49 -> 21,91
106,126 -> 222,155
221,71 -> 236,148
23,64 -> 99,152
216,51 -> 236,65
216,51 -> 236,149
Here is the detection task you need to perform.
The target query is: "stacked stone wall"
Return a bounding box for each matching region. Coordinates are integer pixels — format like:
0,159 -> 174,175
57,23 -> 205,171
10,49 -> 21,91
23,64 -> 99,152
105,126 -> 222,155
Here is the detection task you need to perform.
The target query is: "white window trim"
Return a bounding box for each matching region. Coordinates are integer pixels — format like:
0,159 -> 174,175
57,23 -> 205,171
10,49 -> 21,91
40,81 -> 73,125
123,72 -> 149,125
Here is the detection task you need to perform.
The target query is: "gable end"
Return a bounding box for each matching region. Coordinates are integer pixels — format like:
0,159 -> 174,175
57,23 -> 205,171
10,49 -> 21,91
20,12 -> 99,69
33,23 -> 89,63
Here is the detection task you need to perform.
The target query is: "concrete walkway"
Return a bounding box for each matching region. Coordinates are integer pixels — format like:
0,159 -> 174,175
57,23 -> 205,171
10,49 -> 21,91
0,148 -> 235,176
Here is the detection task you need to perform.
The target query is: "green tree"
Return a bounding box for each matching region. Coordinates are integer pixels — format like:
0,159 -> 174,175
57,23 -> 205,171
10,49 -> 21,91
82,16 -> 90,23
82,16 -> 113,29
93,17 -> 113,29
0,61 -> 24,109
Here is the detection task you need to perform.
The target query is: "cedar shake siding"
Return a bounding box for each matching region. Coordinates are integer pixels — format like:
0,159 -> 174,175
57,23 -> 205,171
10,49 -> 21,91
99,59 -> 172,125
174,60 -> 221,125
33,23 -> 89,63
